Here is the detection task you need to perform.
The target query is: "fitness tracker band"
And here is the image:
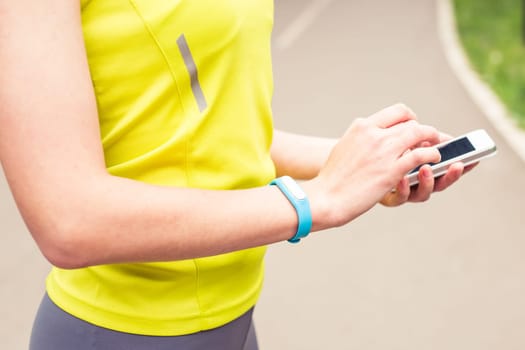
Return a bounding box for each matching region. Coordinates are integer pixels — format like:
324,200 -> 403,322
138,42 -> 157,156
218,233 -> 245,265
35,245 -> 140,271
269,176 -> 312,243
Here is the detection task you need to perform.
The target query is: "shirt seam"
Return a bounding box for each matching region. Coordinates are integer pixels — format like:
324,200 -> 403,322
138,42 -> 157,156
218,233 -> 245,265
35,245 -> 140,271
127,0 -> 192,187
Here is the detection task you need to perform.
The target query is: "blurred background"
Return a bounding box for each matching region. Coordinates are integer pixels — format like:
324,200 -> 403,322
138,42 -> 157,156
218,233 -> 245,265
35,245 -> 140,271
1,0 -> 524,349
453,0 -> 524,128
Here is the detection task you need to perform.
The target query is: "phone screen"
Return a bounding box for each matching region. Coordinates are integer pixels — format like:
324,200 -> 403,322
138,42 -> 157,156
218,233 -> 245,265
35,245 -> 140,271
410,137 -> 475,174
438,137 -> 475,162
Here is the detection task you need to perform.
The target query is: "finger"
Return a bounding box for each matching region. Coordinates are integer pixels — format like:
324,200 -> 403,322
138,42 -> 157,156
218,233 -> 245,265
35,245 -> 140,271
390,121 -> 441,152
434,162 -> 464,192
381,177 -> 410,207
463,162 -> 478,174
368,103 -> 417,129
438,132 -> 453,143
408,165 -> 434,202
417,132 -> 451,148
396,146 -> 441,175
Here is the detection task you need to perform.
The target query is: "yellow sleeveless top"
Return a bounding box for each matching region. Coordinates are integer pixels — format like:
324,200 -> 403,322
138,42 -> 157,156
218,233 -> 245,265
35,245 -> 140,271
46,0 -> 276,336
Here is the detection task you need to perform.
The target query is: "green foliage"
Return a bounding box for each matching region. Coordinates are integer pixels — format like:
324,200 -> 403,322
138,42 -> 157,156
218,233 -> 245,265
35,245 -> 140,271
454,0 -> 525,128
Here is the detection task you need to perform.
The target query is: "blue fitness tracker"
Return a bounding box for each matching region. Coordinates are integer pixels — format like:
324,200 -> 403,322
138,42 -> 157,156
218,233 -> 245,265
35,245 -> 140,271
269,176 -> 312,243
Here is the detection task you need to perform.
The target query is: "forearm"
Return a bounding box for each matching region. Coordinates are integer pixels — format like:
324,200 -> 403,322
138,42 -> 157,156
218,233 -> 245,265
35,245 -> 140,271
271,130 -> 338,179
21,172 -> 335,269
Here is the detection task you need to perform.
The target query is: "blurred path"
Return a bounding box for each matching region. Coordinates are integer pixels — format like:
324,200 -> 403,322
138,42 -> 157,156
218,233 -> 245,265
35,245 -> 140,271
0,171 -> 49,349
1,0 -> 524,349
437,0 -> 525,163
256,0 -> 525,349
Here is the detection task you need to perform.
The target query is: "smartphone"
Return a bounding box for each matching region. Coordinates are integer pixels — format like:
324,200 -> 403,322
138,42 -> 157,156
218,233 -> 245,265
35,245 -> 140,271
407,129 -> 497,186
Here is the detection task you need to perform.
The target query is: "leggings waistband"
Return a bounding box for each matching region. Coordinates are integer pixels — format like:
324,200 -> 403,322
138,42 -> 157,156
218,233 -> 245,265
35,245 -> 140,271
30,293 -> 259,350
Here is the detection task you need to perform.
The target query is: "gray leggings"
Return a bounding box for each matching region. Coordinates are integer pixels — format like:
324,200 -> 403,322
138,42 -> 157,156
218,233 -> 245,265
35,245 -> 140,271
30,294 -> 259,350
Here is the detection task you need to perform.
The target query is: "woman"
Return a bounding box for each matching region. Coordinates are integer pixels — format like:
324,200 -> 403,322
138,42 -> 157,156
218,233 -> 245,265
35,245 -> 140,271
0,1 -> 467,349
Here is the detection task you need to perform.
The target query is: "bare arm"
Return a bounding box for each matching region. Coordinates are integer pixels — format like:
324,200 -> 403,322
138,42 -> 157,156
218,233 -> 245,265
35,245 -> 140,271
271,130 -> 337,179
0,0 -> 446,270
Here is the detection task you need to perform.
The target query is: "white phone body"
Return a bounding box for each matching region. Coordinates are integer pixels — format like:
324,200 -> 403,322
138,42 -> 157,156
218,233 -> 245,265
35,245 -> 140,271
407,129 -> 497,186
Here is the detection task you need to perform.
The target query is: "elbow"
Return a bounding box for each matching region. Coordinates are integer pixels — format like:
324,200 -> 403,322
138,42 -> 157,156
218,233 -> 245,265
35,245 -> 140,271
41,242 -> 91,270
31,217 -> 95,270
13,172 -> 112,269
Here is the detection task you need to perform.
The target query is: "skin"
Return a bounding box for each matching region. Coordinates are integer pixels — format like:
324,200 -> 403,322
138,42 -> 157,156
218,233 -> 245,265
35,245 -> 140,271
0,0 -> 467,269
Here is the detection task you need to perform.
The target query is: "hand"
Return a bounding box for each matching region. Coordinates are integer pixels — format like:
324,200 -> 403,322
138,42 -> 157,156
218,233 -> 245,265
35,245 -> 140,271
304,103 -> 442,229
380,135 -> 478,207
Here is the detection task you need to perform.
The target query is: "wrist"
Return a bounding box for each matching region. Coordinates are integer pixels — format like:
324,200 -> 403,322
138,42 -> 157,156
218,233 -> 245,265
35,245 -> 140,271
301,178 -> 343,231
